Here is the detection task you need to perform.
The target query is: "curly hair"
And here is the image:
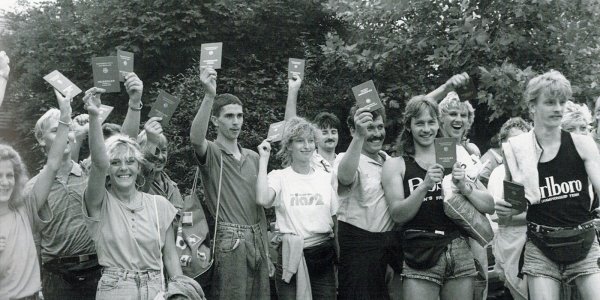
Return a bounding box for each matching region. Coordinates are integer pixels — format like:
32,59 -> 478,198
561,101 -> 592,127
277,117 -> 318,168
105,134 -> 145,166
396,95 -> 441,158
438,91 -> 475,139
0,144 -> 30,210
499,117 -> 532,142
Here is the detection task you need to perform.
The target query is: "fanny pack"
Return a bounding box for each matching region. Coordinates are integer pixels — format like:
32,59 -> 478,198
402,229 -> 461,270
527,222 -> 596,264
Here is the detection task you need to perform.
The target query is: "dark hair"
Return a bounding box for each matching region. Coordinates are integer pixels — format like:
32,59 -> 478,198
499,117 -> 532,142
313,112 -> 341,131
211,94 -> 243,117
396,95 -> 441,157
102,123 -> 122,140
489,133 -> 501,149
346,105 -> 386,131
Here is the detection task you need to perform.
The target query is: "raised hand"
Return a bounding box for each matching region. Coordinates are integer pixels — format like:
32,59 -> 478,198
288,73 -> 302,92
144,117 -> 164,146
54,89 -> 72,118
451,161 -> 467,189
83,87 -> 106,116
445,72 -> 470,90
423,164 -> 444,190
353,107 -> 374,139
72,114 -> 90,137
0,51 -> 9,78
257,139 -> 271,159
124,73 -> 143,105
199,67 -> 217,98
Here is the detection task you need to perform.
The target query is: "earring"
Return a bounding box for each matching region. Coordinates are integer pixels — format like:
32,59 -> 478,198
135,176 -> 147,190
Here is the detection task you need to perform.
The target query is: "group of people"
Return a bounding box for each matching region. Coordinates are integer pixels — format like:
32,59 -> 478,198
1,45 -> 600,300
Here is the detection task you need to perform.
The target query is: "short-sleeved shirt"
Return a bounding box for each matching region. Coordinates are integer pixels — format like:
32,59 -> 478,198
22,161 -> 96,262
147,172 -> 184,217
267,167 -> 338,248
334,151 -> 395,233
311,152 -> 334,173
197,141 -> 260,225
0,199 -> 47,299
83,191 -> 177,270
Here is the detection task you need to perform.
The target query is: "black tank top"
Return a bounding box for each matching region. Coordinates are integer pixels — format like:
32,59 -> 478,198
402,157 -> 460,232
528,131 -> 593,227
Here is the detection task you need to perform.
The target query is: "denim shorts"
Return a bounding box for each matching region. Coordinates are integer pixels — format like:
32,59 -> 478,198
402,236 -> 477,286
522,238 -> 600,283
95,267 -> 163,300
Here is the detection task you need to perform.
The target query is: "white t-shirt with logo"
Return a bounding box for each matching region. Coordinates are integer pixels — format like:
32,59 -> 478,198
267,167 -> 339,248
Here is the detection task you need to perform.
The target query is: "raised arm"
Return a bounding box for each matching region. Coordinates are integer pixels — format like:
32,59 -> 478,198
337,107 -> 371,186
70,114 -> 89,163
0,51 -> 9,108
256,140 -> 276,207
426,72 -> 470,102
137,117 -> 163,192
190,67 -> 217,161
31,90 -> 72,209
452,161 -> 495,214
84,87 -> 109,218
121,73 -> 144,138
284,74 -> 301,121
382,158 -> 444,225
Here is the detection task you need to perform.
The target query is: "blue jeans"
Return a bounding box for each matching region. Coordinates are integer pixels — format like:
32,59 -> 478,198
41,262 -> 100,300
95,267 -> 163,300
211,222 -> 270,300
275,239 -> 337,300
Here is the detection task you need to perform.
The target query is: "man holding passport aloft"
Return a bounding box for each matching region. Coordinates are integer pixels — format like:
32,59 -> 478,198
190,66 -> 272,299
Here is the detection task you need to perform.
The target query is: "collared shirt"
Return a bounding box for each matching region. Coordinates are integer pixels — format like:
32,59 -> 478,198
23,161 -> 96,262
311,152 -> 335,173
334,151 -> 395,233
196,140 -> 260,225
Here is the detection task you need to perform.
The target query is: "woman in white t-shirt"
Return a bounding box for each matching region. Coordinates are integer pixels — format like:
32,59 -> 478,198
256,117 -> 339,300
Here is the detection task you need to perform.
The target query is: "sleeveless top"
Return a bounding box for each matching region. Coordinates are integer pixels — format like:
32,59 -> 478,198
402,157 -> 460,232
528,131 -> 593,227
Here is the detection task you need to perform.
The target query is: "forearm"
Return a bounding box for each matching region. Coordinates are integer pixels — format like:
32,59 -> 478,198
120,104 -> 141,138
46,109 -> 71,171
163,228 -> 184,277
256,159 -> 272,207
426,82 -> 452,102
462,182 -> 495,214
390,186 -> 428,225
89,115 -> 109,169
284,87 -> 298,121
337,137 -> 364,185
190,94 -> 214,149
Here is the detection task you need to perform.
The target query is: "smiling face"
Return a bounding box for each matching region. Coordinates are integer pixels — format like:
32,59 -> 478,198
361,115 -> 386,156
0,159 -> 15,203
440,107 -> 468,140
109,154 -> 140,191
411,108 -> 439,148
316,126 -> 338,152
154,135 -> 169,172
289,135 -> 316,164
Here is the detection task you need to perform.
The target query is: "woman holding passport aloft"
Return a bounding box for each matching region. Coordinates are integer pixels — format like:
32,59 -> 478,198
498,70 -> 600,300
81,89 -> 204,300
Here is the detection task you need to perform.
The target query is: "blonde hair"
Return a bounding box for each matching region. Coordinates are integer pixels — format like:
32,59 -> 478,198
105,134 -> 145,166
438,91 -> 475,138
277,117 -> 318,168
562,101 -> 592,126
34,109 -> 61,142
524,70 -> 572,106
0,144 -> 29,210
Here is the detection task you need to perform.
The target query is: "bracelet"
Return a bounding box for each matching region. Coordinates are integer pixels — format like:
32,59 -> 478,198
128,102 -> 143,111
58,120 -> 71,127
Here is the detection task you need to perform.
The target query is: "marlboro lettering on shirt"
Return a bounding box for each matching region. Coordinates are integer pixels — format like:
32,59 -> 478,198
352,80 -> 384,112
288,58 -> 305,80
267,121 -> 286,142
148,90 -> 182,126
43,70 -> 83,98
200,42 -> 223,69
92,56 -> 120,93
117,50 -> 134,82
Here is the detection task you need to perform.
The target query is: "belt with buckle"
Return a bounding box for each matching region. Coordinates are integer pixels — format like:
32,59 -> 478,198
56,253 -> 98,264
528,221 -> 595,234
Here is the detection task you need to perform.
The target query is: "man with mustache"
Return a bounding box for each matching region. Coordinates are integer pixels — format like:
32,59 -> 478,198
334,105 -> 403,299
